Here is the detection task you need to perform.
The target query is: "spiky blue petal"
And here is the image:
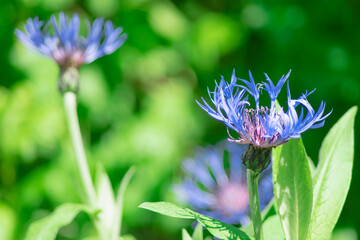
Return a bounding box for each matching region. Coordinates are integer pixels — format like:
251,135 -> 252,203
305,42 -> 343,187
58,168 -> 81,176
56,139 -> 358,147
197,69 -> 331,148
15,12 -> 127,68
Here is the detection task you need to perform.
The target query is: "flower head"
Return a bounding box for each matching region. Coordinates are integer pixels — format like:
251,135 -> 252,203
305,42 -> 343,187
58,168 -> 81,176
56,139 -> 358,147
174,141 -> 273,225
197,70 -> 331,148
15,12 -> 127,68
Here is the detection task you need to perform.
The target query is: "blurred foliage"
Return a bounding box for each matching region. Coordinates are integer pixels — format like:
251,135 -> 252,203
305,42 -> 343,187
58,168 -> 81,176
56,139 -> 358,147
0,0 -> 359,239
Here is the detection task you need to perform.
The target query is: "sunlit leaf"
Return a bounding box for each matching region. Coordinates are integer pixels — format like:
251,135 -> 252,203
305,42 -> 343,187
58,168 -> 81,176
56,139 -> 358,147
192,223 -> 203,240
113,166 -> 136,239
272,138 -> 313,240
308,106 -> 357,240
139,202 -> 251,240
263,214 -> 285,240
139,202 -> 193,219
182,228 -> 193,240
307,156 -> 316,176
95,164 -> 116,239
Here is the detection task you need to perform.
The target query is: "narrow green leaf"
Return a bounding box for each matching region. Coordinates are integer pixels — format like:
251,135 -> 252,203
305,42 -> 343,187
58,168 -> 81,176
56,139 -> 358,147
113,166 -> 136,239
139,202 -> 251,240
307,156 -> 316,176
308,106 -> 357,240
183,228 -> 193,240
25,203 -> 97,240
139,202 -> 193,219
95,164 -> 116,239
263,214 -> 285,240
272,138 -> 313,240
192,223 -> 203,240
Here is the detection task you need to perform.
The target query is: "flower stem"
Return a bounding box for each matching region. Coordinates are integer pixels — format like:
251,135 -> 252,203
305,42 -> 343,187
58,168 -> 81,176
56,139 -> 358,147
63,92 -> 96,206
247,169 -> 263,240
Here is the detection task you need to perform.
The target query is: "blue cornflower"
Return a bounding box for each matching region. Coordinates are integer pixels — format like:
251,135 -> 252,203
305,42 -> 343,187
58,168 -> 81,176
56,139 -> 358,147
15,12 -> 127,68
174,141 -> 273,225
197,70 -> 331,148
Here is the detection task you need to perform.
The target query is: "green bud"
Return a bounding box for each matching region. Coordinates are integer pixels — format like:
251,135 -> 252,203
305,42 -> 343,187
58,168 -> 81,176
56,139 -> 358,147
58,67 -> 80,94
242,144 -> 272,174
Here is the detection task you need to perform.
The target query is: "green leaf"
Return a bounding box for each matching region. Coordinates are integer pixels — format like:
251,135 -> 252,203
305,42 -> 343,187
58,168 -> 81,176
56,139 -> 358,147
182,228 -> 193,240
139,202 -> 251,240
307,156 -> 316,176
95,164 -> 116,239
192,223 -> 204,240
263,214 -> 285,240
25,203 -> 97,240
189,211 -> 251,240
272,138 -> 313,240
113,166 -> 136,239
240,222 -> 253,238
307,106 -> 357,240
139,202 -> 193,219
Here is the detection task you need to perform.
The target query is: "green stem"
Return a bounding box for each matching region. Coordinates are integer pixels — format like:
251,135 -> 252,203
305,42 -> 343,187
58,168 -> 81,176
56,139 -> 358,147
63,92 -> 96,206
247,169 -> 263,240
63,92 -> 111,240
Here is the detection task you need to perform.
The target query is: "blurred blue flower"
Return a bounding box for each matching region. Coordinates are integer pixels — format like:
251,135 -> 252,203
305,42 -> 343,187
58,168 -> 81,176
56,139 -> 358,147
197,70 -> 331,148
174,141 -> 273,225
15,12 -> 127,68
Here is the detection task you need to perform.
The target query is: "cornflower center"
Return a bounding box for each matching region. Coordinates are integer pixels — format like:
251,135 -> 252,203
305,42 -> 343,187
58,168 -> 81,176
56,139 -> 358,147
240,106 -> 283,147
52,45 -> 86,68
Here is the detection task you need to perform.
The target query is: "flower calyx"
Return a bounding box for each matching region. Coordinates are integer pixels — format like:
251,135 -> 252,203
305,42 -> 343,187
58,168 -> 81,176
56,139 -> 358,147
58,66 -> 80,94
242,144 -> 272,175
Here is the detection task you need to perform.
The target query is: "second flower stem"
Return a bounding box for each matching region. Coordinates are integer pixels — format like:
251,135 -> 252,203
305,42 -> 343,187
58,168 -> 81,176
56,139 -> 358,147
63,92 -> 96,206
247,169 -> 263,240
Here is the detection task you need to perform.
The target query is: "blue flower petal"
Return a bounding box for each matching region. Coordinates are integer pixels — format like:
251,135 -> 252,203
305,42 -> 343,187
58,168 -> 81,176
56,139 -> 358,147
15,12 -> 127,67
197,70 -> 331,148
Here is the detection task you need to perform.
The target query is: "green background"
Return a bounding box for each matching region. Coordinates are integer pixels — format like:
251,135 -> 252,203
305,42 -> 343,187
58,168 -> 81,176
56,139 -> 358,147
0,0 -> 359,239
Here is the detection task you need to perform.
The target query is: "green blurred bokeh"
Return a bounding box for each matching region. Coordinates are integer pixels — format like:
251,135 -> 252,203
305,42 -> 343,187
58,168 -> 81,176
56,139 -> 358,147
0,0 -> 359,239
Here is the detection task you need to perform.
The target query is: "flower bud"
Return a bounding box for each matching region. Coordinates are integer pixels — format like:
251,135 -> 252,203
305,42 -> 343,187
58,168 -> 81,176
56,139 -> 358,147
242,144 -> 272,174
58,67 -> 80,94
